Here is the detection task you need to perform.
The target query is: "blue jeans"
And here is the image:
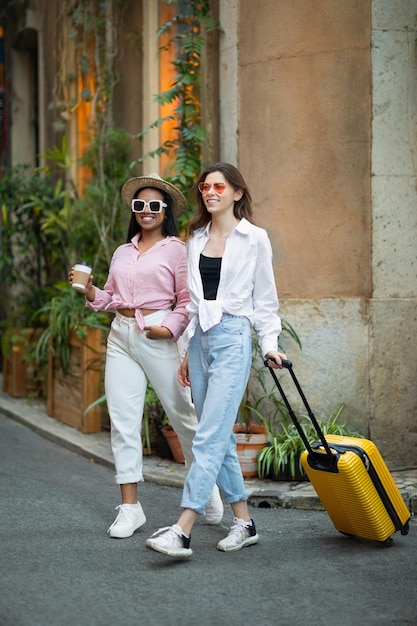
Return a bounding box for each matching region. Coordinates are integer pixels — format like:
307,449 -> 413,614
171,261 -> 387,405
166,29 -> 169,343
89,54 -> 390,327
181,314 -> 252,514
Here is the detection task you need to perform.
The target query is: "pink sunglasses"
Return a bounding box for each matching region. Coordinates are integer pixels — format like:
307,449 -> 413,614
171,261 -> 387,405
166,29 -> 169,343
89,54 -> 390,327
197,182 -> 226,195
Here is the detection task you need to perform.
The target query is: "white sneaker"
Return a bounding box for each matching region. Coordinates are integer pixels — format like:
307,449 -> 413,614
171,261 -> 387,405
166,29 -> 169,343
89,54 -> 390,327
107,502 -> 146,538
204,484 -> 224,525
146,524 -> 193,558
217,517 -> 259,552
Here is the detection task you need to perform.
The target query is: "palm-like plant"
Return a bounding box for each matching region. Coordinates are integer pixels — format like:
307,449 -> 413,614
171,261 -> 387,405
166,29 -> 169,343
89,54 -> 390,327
238,321 -> 302,431
34,283 -> 111,375
257,404 -> 364,480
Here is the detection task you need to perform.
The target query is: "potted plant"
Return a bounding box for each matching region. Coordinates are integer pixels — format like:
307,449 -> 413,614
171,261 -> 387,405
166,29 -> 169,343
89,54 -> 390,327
142,384 -> 170,458
257,403 -> 365,480
0,164 -> 69,397
141,388 -> 185,463
140,386 -> 185,465
161,420 -> 185,464
2,327 -> 43,397
34,284 -> 112,433
233,322 -> 302,477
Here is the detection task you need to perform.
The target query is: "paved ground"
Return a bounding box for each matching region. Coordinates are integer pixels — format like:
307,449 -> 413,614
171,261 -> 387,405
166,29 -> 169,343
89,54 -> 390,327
3,413 -> 417,626
1,374 -> 416,515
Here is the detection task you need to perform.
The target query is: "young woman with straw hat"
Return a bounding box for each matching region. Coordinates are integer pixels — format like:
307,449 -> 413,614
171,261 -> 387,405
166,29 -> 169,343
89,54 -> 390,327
69,173 -> 223,538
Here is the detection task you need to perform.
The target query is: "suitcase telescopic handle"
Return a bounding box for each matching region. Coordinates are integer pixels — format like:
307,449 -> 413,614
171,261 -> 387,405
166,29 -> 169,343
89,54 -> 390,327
264,358 -> 335,462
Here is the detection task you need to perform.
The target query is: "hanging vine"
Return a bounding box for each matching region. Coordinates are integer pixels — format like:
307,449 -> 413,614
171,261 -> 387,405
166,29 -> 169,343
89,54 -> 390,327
133,0 -> 219,230
40,0 -> 131,282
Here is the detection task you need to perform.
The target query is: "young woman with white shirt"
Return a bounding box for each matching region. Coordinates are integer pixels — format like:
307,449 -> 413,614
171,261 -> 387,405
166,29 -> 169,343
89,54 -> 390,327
146,163 -> 287,558
68,174 -> 223,538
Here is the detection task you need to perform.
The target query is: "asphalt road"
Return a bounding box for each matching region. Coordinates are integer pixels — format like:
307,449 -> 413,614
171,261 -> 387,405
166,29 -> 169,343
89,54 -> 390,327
1,413 -> 416,626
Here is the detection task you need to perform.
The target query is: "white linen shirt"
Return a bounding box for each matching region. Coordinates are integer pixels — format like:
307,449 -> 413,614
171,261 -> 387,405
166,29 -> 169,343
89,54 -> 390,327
183,218 -> 282,357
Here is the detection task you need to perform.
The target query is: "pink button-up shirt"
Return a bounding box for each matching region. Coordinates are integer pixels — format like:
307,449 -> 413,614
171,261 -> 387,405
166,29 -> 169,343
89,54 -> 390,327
86,234 -> 189,342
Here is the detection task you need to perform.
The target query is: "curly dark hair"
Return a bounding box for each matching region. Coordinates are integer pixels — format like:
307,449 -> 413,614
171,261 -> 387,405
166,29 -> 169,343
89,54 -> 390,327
126,188 -> 179,242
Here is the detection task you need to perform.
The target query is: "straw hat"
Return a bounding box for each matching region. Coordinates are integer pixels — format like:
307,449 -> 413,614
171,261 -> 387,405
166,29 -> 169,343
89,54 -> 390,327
121,173 -> 187,216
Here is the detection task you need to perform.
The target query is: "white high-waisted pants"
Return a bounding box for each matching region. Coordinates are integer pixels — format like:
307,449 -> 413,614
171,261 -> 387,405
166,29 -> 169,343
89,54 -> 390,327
104,310 -> 197,484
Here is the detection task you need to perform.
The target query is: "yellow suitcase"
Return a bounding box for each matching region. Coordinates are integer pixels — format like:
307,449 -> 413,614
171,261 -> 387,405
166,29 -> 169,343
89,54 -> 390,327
300,435 -> 410,544
266,360 -> 410,546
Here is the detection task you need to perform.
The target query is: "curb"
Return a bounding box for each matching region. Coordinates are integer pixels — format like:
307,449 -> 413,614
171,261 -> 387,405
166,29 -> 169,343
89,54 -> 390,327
0,381 -> 416,515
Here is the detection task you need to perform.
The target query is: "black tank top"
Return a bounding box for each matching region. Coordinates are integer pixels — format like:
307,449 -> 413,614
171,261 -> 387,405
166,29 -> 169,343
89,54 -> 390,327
199,254 -> 222,300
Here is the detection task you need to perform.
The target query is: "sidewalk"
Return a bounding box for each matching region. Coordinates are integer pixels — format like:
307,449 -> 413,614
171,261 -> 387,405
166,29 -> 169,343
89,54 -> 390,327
1,375 -> 416,514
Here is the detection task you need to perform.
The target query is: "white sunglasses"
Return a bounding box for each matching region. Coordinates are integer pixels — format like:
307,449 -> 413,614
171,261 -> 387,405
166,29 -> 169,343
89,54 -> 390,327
131,199 -> 167,213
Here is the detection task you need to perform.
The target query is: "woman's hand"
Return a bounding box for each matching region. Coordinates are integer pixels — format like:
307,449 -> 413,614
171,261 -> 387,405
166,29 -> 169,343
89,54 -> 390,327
68,267 -> 95,301
265,350 -> 287,369
144,326 -> 173,340
178,353 -> 191,387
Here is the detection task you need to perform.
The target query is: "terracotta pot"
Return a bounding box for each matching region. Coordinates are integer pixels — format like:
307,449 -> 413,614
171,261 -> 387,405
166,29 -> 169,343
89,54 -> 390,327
152,415 -> 174,459
233,424 -> 268,478
161,425 -> 185,464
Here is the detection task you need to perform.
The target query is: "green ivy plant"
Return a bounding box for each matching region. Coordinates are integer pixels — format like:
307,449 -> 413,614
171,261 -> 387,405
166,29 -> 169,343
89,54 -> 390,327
42,0 -> 131,284
132,0 -> 219,231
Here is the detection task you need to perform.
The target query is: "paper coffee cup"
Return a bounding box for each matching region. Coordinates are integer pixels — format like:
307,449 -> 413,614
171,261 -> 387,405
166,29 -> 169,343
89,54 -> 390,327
72,261 -> 93,291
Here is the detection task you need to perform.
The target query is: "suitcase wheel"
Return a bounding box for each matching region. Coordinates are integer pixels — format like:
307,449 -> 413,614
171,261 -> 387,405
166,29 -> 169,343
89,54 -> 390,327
400,522 -> 410,536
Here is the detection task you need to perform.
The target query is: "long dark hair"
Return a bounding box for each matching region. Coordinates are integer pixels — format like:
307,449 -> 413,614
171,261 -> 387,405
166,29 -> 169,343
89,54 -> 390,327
126,188 -> 179,242
188,162 -> 254,235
